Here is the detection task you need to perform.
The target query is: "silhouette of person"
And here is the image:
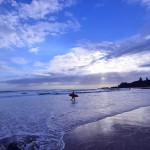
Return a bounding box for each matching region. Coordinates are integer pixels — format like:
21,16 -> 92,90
71,91 -> 76,103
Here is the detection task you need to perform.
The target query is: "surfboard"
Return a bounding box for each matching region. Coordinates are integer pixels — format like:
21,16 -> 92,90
69,93 -> 79,97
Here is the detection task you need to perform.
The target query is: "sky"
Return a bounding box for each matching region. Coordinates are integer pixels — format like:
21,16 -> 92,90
0,0 -> 150,90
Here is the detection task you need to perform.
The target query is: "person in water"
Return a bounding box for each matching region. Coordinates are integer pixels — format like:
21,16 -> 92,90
71,91 -> 76,103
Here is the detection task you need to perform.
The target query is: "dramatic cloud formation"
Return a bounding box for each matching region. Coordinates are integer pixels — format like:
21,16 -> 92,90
0,0 -> 150,90
48,47 -> 106,75
2,33 -> 150,89
45,34 -> 150,76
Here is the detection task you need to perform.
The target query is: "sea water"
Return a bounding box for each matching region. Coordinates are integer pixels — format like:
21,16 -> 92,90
0,88 -> 150,149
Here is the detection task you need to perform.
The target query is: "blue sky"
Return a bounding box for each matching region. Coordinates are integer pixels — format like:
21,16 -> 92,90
0,0 -> 150,90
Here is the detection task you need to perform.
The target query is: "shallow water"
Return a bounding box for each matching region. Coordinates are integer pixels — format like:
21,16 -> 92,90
0,89 -> 150,149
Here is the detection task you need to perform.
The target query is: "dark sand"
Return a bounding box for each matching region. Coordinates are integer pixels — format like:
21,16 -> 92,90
63,106 -> 150,150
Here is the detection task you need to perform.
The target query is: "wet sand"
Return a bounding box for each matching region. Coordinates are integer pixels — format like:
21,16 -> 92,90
63,106 -> 150,150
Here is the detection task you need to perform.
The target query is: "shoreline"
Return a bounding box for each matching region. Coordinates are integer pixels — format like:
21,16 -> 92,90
63,106 -> 150,150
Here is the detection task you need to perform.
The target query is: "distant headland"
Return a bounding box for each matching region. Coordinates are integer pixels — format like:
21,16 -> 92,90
117,77 -> 150,88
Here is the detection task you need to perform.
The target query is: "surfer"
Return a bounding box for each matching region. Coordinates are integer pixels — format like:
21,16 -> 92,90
69,91 -> 78,103
71,91 -> 75,103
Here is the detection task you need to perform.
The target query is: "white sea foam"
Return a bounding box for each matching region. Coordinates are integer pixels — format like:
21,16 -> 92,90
0,88 -> 150,149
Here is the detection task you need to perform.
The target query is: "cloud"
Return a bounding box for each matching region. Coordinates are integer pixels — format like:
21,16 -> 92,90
125,0 -> 150,8
11,57 -> 29,65
19,0 -> 63,19
48,47 -> 107,75
0,61 -> 12,71
33,61 -> 47,67
47,49 -> 150,76
107,34 -> 150,57
28,34 -> 150,79
0,73 -> 114,87
29,47 -> 39,54
2,33 -> 150,88
87,52 -> 150,74
19,0 -> 76,19
17,20 -> 80,46
3,70 -> 150,89
2,74 -> 99,88
65,11 -> 74,17
0,0 -> 80,48
0,0 -> 4,4
139,62 -> 150,67
0,16 -> 80,48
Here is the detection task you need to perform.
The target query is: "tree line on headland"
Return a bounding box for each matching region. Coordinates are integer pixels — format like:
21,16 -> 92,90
117,77 -> 150,88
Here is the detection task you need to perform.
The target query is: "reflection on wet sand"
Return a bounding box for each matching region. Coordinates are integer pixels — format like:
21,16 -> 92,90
64,106 -> 150,150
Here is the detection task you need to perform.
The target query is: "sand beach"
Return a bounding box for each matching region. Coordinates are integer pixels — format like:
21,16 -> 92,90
64,106 -> 150,150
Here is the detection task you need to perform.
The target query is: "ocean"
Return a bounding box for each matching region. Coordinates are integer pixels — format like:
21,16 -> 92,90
0,88 -> 150,150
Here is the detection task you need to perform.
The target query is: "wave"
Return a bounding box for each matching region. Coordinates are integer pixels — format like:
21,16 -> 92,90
0,88 -> 130,98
